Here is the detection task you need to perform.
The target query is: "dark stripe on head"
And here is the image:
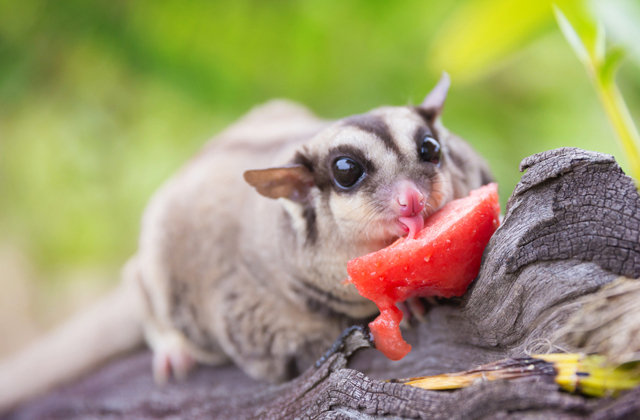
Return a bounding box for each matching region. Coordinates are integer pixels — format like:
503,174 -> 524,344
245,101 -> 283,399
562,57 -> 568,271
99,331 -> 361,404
413,106 -> 437,123
343,114 -> 403,159
303,205 -> 317,245
412,106 -> 440,139
293,150 -> 315,173
294,149 -> 331,191
291,150 -> 320,245
413,125 -> 430,151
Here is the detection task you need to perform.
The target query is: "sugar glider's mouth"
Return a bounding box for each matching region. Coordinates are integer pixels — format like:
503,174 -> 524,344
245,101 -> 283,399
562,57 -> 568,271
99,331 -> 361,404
398,214 -> 425,241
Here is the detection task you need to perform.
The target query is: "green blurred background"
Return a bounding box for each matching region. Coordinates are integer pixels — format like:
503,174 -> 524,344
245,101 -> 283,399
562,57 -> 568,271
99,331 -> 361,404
1,0 -> 639,355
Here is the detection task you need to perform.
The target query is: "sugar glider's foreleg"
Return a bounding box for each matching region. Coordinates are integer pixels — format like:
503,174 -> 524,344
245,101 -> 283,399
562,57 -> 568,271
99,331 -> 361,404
210,270 -> 343,382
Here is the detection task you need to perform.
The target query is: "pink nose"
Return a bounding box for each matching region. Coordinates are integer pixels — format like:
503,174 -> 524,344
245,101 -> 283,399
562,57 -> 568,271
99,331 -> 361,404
396,185 -> 425,217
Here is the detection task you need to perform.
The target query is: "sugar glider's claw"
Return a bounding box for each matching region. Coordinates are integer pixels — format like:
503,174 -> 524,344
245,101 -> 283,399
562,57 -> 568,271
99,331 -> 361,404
407,297 -> 428,324
397,297 -> 429,329
151,331 -> 196,385
153,351 -> 171,386
397,302 -> 412,330
170,349 -> 195,382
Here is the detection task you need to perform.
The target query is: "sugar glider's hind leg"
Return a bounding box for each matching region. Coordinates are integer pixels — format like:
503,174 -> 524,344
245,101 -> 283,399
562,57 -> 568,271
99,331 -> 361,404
145,324 -> 195,385
143,320 -> 229,385
136,262 -> 230,384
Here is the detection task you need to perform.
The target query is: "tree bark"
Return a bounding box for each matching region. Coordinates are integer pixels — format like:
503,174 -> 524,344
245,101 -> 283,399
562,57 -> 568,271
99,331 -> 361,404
4,148 -> 640,420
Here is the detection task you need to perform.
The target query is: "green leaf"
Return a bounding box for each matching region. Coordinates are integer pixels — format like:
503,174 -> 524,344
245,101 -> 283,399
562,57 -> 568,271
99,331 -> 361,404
593,0 -> 640,64
595,21 -> 606,63
599,46 -> 626,87
554,5 -> 590,67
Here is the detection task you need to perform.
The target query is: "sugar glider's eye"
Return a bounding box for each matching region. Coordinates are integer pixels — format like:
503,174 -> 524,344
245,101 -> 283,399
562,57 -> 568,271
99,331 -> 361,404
420,135 -> 441,164
332,157 -> 365,189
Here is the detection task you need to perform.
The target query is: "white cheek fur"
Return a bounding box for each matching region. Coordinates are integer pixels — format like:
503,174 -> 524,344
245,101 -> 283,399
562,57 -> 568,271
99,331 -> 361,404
279,197 -> 308,242
329,190 -> 401,246
329,193 -> 368,233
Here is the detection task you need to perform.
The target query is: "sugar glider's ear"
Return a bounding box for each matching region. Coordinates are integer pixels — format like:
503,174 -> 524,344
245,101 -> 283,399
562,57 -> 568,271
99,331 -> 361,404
419,72 -> 451,120
244,165 -> 314,203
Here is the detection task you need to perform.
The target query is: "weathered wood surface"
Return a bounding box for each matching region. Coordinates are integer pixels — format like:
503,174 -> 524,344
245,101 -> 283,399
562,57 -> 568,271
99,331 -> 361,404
4,147 -> 640,420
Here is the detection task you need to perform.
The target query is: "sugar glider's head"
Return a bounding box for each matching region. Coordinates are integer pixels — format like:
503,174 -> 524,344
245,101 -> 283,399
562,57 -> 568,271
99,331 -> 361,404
244,74 -> 489,255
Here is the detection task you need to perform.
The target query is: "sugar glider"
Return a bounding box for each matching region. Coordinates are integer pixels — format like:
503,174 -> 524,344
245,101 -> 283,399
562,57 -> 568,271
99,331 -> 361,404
0,74 -> 492,411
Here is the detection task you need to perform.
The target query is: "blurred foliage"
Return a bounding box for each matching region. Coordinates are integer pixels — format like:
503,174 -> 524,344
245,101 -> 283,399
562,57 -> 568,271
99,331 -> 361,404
0,0 -> 639,282
555,6 -> 640,183
429,0 -> 591,82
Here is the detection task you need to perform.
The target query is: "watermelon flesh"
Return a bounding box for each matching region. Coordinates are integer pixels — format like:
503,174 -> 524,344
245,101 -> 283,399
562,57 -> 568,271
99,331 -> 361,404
347,183 -> 501,361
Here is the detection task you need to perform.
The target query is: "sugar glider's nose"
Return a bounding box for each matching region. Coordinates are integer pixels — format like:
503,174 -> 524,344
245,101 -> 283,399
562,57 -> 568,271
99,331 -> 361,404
395,181 -> 425,217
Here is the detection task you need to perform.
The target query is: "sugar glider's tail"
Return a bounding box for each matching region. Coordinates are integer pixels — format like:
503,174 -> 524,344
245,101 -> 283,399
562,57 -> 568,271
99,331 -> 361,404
0,272 -> 145,413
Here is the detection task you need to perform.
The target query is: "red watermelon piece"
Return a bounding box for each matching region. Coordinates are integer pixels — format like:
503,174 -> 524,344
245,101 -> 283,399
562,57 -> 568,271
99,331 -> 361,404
347,183 -> 500,361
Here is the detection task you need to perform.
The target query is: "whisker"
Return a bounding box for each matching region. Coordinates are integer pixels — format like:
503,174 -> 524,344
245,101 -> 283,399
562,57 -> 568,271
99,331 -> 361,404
333,201 -> 371,224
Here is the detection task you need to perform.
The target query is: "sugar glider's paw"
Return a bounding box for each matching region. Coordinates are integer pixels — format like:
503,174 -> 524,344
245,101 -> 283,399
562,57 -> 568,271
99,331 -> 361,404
397,297 -> 431,329
151,331 -> 196,385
